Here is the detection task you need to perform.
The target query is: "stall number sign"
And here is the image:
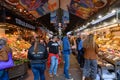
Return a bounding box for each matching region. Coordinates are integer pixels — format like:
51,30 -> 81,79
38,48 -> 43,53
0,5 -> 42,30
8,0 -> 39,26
15,18 -> 35,30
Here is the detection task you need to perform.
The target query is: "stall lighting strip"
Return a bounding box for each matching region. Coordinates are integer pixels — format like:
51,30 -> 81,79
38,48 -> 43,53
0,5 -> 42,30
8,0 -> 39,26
77,12 -> 116,31
79,26 -> 87,30
75,10 -> 117,32
91,12 -> 116,25
90,23 -> 119,32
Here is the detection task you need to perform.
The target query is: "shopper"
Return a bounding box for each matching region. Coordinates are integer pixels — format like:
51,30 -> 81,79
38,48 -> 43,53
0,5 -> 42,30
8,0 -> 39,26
62,32 -> 73,80
0,38 -> 12,80
82,34 -> 98,80
70,35 -> 77,55
28,36 -> 48,80
76,33 -> 81,64
77,33 -> 84,68
76,33 -> 81,52
40,38 -> 47,47
47,37 -> 53,50
47,36 -> 60,77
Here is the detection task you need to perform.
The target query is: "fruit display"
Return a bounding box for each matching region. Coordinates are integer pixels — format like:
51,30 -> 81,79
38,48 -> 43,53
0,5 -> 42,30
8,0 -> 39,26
8,35 -> 31,60
0,34 -> 31,62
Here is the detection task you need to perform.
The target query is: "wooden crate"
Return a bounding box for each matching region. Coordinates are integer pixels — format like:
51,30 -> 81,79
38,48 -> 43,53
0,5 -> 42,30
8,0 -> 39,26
8,63 -> 28,79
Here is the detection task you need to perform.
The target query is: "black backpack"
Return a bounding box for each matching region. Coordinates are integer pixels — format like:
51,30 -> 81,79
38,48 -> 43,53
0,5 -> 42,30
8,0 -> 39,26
28,44 -> 48,60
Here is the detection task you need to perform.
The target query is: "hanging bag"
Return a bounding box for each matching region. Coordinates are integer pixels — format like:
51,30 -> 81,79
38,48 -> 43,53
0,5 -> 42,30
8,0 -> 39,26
0,52 -> 14,70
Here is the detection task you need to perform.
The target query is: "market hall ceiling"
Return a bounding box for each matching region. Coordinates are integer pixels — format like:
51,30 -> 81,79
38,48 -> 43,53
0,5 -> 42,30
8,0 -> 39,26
0,0 -> 117,32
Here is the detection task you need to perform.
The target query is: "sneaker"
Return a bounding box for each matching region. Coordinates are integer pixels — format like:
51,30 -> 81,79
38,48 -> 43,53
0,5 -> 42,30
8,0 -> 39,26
69,73 -> 71,76
63,73 -> 71,76
49,74 -> 53,78
65,77 -> 73,80
54,74 -> 59,77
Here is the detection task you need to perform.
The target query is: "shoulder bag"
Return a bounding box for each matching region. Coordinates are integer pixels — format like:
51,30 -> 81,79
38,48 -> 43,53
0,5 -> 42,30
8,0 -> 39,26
0,52 -> 14,70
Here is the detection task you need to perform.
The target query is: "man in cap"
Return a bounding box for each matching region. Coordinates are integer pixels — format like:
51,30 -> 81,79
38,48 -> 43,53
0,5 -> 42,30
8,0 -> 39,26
62,32 -> 73,80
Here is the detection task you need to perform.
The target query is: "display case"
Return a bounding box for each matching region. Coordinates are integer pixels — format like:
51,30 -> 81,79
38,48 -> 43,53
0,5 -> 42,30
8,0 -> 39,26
98,52 -> 120,80
93,25 -> 120,80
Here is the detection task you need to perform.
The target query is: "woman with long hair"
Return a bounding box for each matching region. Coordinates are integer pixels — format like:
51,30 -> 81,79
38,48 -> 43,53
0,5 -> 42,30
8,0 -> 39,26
82,34 -> 98,80
28,36 -> 48,80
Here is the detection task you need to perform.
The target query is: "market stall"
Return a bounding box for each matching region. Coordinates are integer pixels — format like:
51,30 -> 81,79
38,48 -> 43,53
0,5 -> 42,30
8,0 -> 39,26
91,24 -> 120,80
0,22 -> 35,79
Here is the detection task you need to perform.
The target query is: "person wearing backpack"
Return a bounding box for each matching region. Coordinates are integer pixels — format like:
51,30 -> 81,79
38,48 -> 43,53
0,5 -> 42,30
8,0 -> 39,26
28,36 -> 48,80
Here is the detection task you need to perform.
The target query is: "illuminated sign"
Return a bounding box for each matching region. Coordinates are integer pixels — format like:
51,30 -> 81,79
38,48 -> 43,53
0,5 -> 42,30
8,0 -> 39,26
15,18 -> 35,30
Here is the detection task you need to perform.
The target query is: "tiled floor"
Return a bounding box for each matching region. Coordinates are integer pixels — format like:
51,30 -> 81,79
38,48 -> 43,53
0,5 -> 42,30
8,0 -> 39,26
11,54 -> 82,80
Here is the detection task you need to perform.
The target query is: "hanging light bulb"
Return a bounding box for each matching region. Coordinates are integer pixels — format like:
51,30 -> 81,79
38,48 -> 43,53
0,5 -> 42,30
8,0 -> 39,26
6,17 -> 11,20
92,20 -> 95,22
19,9 -> 22,12
111,9 -> 116,13
87,22 -> 90,26
98,15 -> 102,18
24,10 -> 26,13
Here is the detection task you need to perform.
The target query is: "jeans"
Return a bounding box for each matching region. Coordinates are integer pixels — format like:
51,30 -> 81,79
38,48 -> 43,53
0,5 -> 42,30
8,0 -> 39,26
0,70 -> 9,80
63,54 -> 70,79
49,56 -> 58,75
31,63 -> 46,80
83,59 -> 97,79
77,50 -> 84,68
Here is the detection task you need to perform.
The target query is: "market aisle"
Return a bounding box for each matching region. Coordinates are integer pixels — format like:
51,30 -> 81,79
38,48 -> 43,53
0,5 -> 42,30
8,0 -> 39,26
23,54 -> 82,80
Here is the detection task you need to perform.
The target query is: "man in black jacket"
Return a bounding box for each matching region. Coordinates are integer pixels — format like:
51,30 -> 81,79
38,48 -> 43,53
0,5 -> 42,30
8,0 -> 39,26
76,33 -> 81,64
76,33 -> 84,68
28,36 -> 48,80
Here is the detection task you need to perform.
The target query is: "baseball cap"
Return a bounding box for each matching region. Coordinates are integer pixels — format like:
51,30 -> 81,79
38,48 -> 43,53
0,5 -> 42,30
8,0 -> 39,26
66,32 -> 72,35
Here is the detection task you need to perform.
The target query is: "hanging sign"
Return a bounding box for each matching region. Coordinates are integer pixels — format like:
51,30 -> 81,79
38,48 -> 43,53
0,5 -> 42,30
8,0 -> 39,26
50,11 -> 57,23
62,10 -> 69,23
15,18 -> 35,30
